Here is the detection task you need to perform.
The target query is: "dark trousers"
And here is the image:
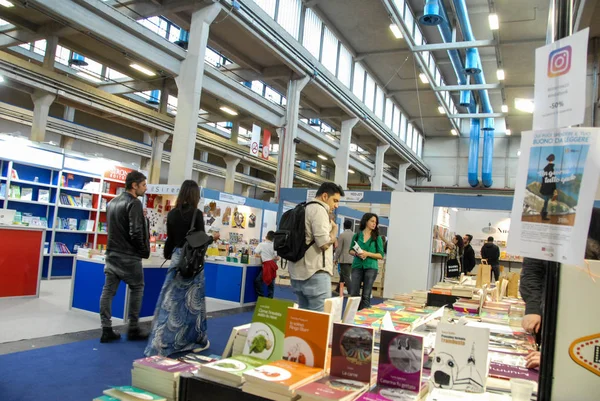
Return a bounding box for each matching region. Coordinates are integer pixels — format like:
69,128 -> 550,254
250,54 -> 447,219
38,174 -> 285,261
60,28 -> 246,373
491,264 -> 500,282
350,268 -> 378,310
335,263 -> 353,293
254,270 -> 274,298
100,253 -> 144,329
541,195 -> 550,217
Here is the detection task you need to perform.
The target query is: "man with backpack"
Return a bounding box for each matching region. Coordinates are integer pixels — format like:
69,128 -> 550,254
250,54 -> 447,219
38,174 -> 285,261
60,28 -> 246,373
274,182 -> 344,311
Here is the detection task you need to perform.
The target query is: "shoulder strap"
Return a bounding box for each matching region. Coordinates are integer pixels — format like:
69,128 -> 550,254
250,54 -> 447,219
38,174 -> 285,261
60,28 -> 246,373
187,208 -> 198,235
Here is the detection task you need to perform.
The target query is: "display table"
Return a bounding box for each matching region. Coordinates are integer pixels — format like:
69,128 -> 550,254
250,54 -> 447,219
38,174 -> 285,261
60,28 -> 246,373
179,374 -> 265,401
204,259 -> 262,307
0,225 -> 45,298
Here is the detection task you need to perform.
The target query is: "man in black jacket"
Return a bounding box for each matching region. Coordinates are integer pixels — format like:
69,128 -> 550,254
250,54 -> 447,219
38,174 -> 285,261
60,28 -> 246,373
481,236 -> 501,282
462,234 -> 476,274
99,171 -> 150,343
519,257 -> 547,369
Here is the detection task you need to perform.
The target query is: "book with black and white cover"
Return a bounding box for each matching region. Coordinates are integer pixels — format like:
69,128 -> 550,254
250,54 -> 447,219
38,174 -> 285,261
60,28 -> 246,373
21,187 -> 32,201
429,322 -> 490,393
38,189 -> 50,203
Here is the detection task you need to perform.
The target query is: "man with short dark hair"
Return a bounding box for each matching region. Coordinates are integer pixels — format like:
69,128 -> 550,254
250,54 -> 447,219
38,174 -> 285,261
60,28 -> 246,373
254,230 -> 279,298
462,234 -> 476,274
289,182 -> 344,311
99,171 -> 150,343
334,219 -> 354,295
481,236 -> 500,282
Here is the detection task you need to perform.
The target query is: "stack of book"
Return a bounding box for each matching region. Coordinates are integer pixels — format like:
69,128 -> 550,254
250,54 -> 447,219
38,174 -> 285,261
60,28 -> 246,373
452,298 -> 481,314
131,356 -> 197,401
100,386 -> 165,401
200,354 -> 267,387
53,242 -> 71,254
222,323 -> 250,358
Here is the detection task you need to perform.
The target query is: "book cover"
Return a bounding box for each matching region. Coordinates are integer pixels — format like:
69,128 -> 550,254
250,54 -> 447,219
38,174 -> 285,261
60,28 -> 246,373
296,376 -> 369,400
78,220 -> 87,231
489,362 -> 539,382
68,218 -> 78,231
103,386 -> 165,401
81,193 -> 93,208
330,323 -> 373,383
356,385 -> 426,401
343,297 -> 361,324
133,356 -> 196,374
94,397 -> 119,401
38,189 -> 50,203
200,354 -> 266,384
378,330 -> 424,392
21,187 -> 32,201
243,359 -> 324,390
0,183 -> 5,199
9,185 -> 20,199
86,219 -> 95,232
283,307 -> 331,369
430,322 -> 490,393
10,168 -> 18,180
243,298 -> 295,361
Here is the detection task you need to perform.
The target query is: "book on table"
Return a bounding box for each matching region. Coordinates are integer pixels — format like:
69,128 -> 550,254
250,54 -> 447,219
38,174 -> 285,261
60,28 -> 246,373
103,386 -> 165,401
201,354 -> 267,386
242,359 -> 324,398
283,307 -> 331,369
356,383 -> 428,401
330,323 -> 373,383
243,297 -> 295,361
377,330 -> 425,393
296,376 -> 370,401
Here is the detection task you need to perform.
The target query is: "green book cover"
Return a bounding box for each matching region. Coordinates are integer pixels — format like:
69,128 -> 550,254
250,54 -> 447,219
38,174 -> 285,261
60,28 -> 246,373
203,354 -> 267,379
243,297 -> 295,361
103,386 -> 165,401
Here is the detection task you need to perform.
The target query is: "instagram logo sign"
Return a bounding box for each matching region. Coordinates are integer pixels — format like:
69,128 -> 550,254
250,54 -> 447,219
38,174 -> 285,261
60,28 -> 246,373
547,45 -> 572,77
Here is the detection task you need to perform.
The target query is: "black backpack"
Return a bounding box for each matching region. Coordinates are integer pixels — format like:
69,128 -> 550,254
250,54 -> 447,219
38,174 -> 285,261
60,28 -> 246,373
174,209 -> 212,279
273,201 -> 326,262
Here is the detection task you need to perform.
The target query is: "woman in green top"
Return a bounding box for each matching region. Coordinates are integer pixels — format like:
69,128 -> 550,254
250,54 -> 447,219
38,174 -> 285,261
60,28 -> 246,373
349,213 -> 385,310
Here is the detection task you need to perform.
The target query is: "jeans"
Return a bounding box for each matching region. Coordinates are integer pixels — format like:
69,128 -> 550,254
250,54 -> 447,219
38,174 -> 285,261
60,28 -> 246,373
335,263 -> 352,293
255,270 -> 274,298
100,252 -> 144,329
291,271 -> 331,312
491,264 -> 500,282
350,268 -> 378,310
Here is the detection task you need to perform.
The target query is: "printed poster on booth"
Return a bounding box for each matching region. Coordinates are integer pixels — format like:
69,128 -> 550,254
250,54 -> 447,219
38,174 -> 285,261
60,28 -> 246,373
508,128 -> 600,265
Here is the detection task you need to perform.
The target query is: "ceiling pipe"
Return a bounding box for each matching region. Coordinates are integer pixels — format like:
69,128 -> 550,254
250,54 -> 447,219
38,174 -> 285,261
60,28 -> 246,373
453,0 -> 495,187
468,118 -> 480,187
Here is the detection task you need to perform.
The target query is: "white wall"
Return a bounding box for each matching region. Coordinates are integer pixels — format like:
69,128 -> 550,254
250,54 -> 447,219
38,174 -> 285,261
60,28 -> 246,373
384,192 -> 435,297
454,210 -> 511,244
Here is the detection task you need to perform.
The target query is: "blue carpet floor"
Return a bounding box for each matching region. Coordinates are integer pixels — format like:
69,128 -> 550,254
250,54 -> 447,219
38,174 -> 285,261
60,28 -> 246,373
0,284 -> 382,401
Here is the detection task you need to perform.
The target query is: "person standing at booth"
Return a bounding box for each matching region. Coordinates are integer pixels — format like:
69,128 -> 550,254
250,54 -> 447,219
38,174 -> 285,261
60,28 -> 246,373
462,234 -> 476,274
481,236 -> 501,282
349,213 -> 385,310
254,231 -> 279,299
145,180 -> 220,356
100,171 -> 150,343
334,219 -> 354,295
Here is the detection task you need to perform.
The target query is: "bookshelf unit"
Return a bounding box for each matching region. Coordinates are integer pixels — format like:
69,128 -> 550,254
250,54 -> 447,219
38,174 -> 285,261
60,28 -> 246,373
0,139 -> 132,279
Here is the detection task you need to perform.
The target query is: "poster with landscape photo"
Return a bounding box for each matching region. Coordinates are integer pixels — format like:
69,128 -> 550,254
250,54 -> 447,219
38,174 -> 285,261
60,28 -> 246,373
508,128 -> 600,265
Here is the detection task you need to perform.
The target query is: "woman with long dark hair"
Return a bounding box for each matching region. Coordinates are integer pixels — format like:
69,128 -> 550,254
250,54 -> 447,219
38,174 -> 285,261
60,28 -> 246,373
349,213 -> 384,310
145,180 -> 220,357
441,234 -> 464,277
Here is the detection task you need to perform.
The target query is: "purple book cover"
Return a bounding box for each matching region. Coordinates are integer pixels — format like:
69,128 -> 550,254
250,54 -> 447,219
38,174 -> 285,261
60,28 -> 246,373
133,356 -> 196,373
489,362 -> 539,382
330,323 -> 374,383
377,330 -> 424,392
356,385 -> 425,401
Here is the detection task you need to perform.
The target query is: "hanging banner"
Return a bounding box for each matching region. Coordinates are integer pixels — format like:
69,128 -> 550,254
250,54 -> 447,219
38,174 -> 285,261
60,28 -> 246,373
250,124 -> 261,157
507,127 -> 600,265
533,28 -> 589,130
104,165 -> 135,181
219,192 -> 246,205
146,184 -> 181,195
261,129 -> 271,159
306,190 -> 364,202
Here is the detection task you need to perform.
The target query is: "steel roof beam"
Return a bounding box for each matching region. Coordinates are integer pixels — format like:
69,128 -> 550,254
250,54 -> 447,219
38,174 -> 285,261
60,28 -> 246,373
412,40 -> 496,52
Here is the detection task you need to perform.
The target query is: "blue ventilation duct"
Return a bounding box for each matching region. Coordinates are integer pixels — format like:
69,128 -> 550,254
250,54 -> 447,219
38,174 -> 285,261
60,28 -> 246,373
468,118 -> 480,187
69,52 -> 88,67
147,90 -> 160,105
175,29 -> 189,49
453,0 -> 495,187
419,0 -> 443,25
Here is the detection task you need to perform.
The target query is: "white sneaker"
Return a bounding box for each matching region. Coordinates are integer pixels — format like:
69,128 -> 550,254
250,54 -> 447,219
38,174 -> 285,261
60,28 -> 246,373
193,340 -> 210,353
343,289 -> 348,295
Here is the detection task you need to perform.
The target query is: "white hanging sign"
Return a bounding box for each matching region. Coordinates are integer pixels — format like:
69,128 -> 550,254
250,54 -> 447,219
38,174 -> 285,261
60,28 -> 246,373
533,28 -> 589,130
146,184 -> 181,195
343,191 -> 364,202
507,127 -> 600,265
250,124 -> 261,157
219,192 -> 246,205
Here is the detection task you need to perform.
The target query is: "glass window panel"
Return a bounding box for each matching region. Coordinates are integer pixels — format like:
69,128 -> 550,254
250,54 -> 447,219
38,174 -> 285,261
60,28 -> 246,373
138,17 -> 162,35
364,74 -> 376,111
375,86 -> 385,119
418,134 -> 423,157
404,6 -> 414,36
393,0 -> 405,17
55,45 -> 70,65
168,25 -> 180,43
321,27 -> 338,73
19,42 -> 31,51
337,44 -> 352,88
406,123 -> 414,149
435,67 -> 442,86
393,106 -> 401,135
255,0 -> 277,18
303,8 -> 322,59
33,40 -> 46,56
352,62 -> 366,100
265,86 -> 282,104
412,130 -> 419,152
414,27 -> 423,46
400,113 -> 408,141
83,58 -> 103,76
205,48 -> 222,66
385,99 -> 394,128
106,68 -> 130,81
276,0 -> 301,39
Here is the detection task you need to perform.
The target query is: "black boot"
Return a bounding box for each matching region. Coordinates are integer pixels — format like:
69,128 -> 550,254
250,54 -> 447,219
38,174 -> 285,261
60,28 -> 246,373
127,327 -> 149,341
100,327 -> 121,343
541,212 -> 550,221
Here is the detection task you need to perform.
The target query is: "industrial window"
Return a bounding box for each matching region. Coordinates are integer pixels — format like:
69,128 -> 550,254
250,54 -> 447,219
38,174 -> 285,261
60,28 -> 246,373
393,0 -> 405,17
19,42 -> 32,51
265,86 -> 282,104
33,40 -> 46,56
106,68 -> 131,82
138,17 -> 168,38
84,58 -> 104,77
375,86 -> 385,120
364,74 -> 376,112
417,134 -> 423,157
385,99 -> 394,129
251,81 -> 265,96
321,26 -> 338,74
406,123 -> 414,149
168,25 -> 181,43
400,113 -> 408,141
254,0 -> 277,19
302,8 -> 322,59
167,95 -> 178,114
276,0 -> 301,39
352,62 -> 366,100
337,44 -> 352,88
205,48 -> 222,67
414,26 -> 423,46
392,106 -> 401,135
55,45 -> 70,65
404,6 -> 414,37
412,130 -> 419,153
0,18 -> 9,26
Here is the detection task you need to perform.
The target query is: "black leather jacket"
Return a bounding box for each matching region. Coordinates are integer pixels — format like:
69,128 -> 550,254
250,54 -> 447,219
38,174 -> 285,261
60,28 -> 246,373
106,192 -> 150,259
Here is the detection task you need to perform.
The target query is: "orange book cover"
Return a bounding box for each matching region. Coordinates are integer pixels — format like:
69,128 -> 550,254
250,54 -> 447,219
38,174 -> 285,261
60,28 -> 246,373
282,307 -> 331,369
243,359 -> 323,389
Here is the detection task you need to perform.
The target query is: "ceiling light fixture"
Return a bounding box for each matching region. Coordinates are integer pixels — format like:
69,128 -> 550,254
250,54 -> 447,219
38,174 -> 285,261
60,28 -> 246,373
0,1 -> 14,8
514,98 -> 535,113
348,169 -> 355,174
359,155 -> 367,161
488,14 -> 499,30
318,154 -> 328,161
501,104 -> 508,113
506,129 -> 511,136
419,73 -> 429,84
451,129 -> 458,136
438,106 -> 445,114
389,24 -> 403,39
76,71 -> 102,83
219,106 -> 238,116
130,63 -> 156,76
496,69 -> 505,81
